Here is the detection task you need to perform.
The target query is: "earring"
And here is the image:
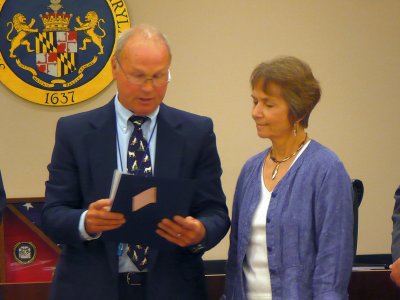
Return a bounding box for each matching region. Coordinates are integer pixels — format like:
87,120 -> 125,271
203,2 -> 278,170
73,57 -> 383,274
293,124 -> 298,136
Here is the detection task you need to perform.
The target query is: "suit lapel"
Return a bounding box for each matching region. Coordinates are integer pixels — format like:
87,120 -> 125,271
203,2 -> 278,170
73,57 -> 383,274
149,104 -> 185,271
154,104 -> 185,178
83,100 -> 119,275
86,100 -> 118,199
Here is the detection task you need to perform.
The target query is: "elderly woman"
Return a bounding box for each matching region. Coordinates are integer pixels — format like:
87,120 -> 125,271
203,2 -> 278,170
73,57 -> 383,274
223,56 -> 353,300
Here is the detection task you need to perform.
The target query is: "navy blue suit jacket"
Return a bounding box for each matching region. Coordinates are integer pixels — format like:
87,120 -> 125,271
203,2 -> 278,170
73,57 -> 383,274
42,100 -> 230,300
392,185 -> 400,260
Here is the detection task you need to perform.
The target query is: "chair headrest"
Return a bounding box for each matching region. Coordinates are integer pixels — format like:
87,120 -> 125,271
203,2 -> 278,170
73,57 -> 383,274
352,179 -> 364,207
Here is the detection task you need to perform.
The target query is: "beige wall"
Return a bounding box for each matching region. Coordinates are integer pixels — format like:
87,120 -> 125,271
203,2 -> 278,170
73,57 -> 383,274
1,1 -> 400,260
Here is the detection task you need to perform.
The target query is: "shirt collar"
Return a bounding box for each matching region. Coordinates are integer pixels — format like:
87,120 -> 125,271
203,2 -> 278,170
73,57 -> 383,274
114,93 -> 159,132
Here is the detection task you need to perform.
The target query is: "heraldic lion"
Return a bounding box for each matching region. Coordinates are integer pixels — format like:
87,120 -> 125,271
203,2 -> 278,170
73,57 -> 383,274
74,11 -> 106,55
7,13 -> 38,58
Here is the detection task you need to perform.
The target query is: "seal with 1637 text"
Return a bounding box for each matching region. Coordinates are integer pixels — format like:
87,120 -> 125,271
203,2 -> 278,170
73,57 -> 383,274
0,0 -> 130,106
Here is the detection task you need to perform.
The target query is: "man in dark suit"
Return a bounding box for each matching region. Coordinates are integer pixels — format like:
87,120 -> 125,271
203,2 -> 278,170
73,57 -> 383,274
0,171 -> 5,220
42,25 -> 230,300
390,185 -> 400,286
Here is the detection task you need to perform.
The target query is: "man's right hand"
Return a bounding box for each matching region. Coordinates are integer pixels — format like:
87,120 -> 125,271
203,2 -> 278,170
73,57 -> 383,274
85,199 -> 126,235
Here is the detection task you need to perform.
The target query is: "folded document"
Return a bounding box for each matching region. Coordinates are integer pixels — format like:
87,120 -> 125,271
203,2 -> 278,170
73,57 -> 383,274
102,170 -> 194,248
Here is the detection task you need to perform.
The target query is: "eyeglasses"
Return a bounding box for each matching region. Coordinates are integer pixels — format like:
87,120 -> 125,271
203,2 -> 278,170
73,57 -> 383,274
115,57 -> 171,87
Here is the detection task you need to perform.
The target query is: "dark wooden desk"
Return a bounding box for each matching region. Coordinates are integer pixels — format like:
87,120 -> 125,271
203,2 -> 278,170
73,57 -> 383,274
348,270 -> 400,300
0,282 -> 49,300
213,270 -> 400,300
1,270 -> 400,300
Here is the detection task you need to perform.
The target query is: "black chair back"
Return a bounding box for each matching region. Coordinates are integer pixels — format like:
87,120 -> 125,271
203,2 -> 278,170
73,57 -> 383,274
352,179 -> 364,260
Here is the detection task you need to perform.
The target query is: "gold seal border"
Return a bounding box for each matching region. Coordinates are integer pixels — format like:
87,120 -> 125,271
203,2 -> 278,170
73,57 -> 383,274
13,241 -> 37,265
0,0 -> 130,106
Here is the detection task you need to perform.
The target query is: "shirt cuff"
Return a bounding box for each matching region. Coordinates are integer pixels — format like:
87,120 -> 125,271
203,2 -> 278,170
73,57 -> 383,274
79,210 -> 101,240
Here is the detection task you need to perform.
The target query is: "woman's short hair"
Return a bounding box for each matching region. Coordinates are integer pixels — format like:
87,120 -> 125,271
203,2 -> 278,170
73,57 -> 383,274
250,56 -> 321,128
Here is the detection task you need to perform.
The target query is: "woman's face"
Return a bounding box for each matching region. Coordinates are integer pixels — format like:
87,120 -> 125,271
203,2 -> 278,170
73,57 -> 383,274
251,81 -> 292,140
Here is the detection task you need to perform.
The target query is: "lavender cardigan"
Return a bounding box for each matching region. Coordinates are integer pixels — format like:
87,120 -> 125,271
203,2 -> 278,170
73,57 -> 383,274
224,140 -> 353,300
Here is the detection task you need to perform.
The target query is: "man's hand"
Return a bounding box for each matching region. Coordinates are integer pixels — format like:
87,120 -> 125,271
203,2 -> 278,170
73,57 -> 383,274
390,258 -> 400,286
85,199 -> 126,235
156,215 -> 206,247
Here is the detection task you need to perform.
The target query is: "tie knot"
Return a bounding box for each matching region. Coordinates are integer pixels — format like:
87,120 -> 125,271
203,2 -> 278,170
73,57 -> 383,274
129,116 -> 148,127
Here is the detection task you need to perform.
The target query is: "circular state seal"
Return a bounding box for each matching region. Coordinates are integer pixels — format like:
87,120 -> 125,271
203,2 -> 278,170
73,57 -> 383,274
14,242 -> 37,264
0,0 -> 130,106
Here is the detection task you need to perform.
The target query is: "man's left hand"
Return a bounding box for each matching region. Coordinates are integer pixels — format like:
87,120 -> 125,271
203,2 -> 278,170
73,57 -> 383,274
390,258 -> 400,287
156,215 -> 205,247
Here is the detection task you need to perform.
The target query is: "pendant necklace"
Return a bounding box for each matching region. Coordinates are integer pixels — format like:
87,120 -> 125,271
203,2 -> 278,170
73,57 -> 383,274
269,133 -> 308,180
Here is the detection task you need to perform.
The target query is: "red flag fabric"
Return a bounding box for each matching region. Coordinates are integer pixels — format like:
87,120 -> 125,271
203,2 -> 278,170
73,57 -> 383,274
3,205 -> 59,283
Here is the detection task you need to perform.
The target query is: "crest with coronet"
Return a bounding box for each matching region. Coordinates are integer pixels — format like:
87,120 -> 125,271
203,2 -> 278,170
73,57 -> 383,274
0,0 -> 130,105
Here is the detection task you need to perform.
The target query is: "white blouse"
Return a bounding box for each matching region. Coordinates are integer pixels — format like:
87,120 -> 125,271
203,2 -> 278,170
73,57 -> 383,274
243,141 -> 311,299
243,174 -> 272,300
